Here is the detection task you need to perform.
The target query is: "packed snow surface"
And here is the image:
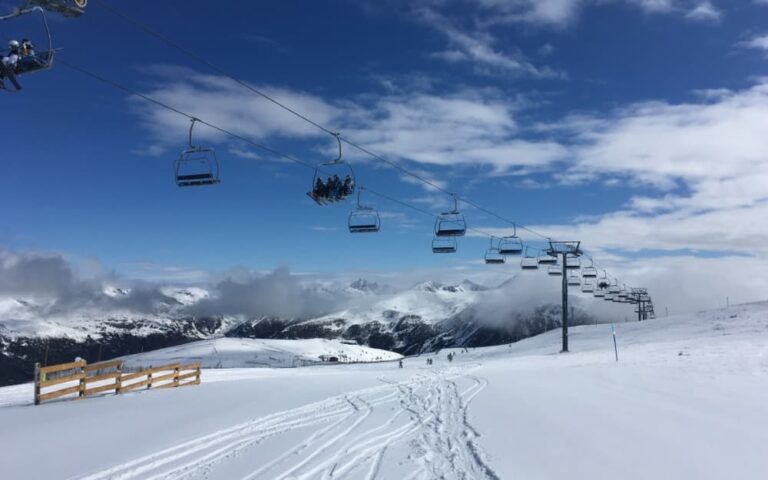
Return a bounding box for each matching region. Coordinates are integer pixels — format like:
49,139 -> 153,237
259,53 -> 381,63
1,302 -> 768,479
119,338 -> 402,368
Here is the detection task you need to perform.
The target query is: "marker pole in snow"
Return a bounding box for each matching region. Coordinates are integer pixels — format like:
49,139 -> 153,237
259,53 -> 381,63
612,324 -> 619,363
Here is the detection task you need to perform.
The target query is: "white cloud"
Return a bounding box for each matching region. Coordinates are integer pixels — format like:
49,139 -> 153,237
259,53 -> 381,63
415,6 -> 559,77
131,66 -> 341,148
344,90 -> 568,172
133,70 -> 569,175
684,1 -> 722,22
738,33 -> 768,51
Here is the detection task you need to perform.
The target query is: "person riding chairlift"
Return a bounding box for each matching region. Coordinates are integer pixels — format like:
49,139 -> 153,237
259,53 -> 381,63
0,40 -> 21,90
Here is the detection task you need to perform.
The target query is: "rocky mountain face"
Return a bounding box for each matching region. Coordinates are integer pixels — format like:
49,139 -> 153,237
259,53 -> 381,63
0,278 -> 595,386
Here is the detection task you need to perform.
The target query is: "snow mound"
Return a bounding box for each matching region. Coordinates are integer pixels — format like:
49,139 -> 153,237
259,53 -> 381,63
120,337 -> 402,369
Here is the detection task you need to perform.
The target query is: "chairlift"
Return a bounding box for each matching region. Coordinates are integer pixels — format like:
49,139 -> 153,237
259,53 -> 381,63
593,289 -> 605,298
565,254 -> 581,270
607,281 -> 621,295
582,267 -> 598,278
617,285 -> 629,299
568,272 -> 581,287
0,6 -> 55,92
520,247 -> 539,270
24,0 -> 86,17
596,270 -> 611,290
174,118 -> 220,187
432,237 -> 457,254
348,188 -> 380,233
484,238 -> 505,265
582,281 -> 595,293
434,194 -> 466,237
307,133 -> 355,206
538,252 -> 558,265
604,293 -> 615,301
548,264 -> 563,276
498,226 -> 523,256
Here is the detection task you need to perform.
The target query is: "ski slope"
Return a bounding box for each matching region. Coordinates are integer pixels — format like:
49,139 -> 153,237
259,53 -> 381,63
119,338 -> 403,369
1,302 -> 767,479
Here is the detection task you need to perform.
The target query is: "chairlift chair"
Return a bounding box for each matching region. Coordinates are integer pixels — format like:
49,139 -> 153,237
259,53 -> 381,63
498,226 -> 523,256
581,281 -> 595,293
0,6 -> 55,91
484,238 -> 505,265
568,273 -> 581,287
565,254 -> 581,270
538,252 -> 558,265
175,119 -> 220,187
607,282 -> 621,295
308,133 -> 355,206
434,194 -> 466,237
593,289 -> 605,298
582,259 -> 598,278
348,189 -> 380,233
548,264 -> 563,276
432,237 -> 457,254
604,293 -> 615,301
520,247 -> 539,270
596,270 -> 611,290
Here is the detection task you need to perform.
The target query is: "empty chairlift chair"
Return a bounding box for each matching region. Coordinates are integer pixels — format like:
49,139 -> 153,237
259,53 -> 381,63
520,247 -> 539,270
593,288 -> 605,298
175,118 -> 221,187
565,254 -> 581,270
568,272 -> 581,287
484,238 -> 505,265
434,194 -> 466,237
538,252 -> 558,265
432,237 -> 457,254
548,264 -> 563,276
582,280 -> 595,293
348,189 -> 380,233
581,258 -> 598,278
498,226 -> 523,256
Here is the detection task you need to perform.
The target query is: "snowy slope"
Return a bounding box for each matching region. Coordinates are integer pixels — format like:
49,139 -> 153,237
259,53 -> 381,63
1,302 -> 767,479
120,337 -> 402,369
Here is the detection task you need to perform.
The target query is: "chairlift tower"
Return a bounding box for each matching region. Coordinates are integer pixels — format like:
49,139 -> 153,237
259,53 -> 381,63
546,240 -> 582,353
630,288 -> 652,321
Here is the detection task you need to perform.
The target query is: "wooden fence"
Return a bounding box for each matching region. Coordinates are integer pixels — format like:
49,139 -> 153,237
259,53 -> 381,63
34,359 -> 201,405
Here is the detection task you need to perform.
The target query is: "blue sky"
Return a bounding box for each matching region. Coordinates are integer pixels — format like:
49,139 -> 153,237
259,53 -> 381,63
3,0 -> 768,311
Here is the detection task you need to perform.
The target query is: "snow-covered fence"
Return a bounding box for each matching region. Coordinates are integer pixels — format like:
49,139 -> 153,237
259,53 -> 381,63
33,359 -> 201,405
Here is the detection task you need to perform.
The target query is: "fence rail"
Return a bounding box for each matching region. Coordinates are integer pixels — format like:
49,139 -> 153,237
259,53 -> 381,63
34,359 -> 201,405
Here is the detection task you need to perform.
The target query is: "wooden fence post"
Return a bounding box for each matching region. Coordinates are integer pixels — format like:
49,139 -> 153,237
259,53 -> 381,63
78,360 -> 87,399
147,366 -> 153,390
173,365 -> 180,387
34,363 -> 41,406
115,362 -> 123,395
195,365 -> 201,385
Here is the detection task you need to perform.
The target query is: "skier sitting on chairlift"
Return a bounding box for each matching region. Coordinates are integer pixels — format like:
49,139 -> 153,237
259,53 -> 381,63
342,175 -> 354,197
0,41 -> 21,90
314,177 -> 326,199
20,39 -> 34,57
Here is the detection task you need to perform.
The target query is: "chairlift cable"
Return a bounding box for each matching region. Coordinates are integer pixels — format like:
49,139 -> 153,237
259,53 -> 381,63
60,59 -> 501,241
91,0 -> 557,244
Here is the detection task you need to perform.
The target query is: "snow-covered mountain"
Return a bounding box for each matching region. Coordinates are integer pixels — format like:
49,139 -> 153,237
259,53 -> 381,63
0,276 -> 598,385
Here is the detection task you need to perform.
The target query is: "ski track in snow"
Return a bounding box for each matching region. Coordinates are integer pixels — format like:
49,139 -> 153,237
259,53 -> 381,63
73,368 -> 497,480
